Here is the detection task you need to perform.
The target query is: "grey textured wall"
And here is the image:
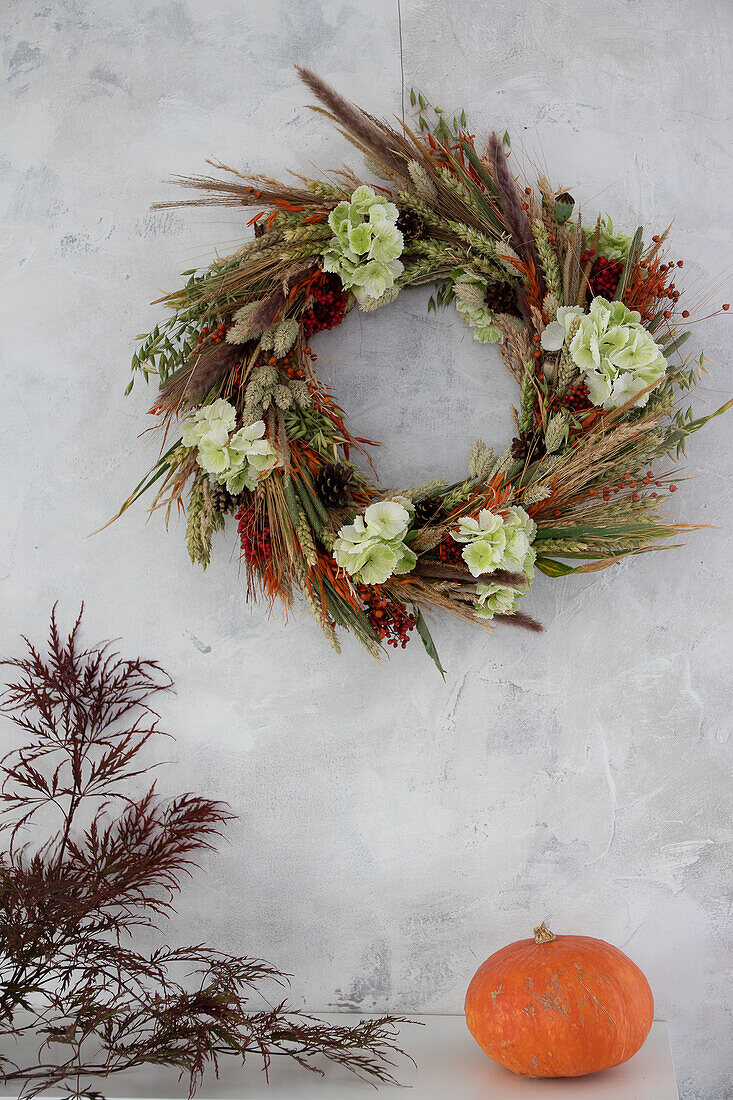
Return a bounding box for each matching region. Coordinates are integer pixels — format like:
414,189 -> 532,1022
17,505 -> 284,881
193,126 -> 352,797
1,1 -> 732,1096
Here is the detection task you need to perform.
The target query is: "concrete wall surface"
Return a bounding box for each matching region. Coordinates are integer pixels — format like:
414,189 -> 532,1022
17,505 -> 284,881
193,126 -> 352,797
1,2 -> 731,1096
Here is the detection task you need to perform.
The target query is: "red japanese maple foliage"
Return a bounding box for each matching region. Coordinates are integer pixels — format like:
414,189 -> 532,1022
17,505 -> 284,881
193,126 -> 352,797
0,607 -> 409,1099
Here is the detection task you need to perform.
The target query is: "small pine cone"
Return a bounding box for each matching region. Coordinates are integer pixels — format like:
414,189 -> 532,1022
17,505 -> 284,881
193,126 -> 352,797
413,496 -> 448,528
484,281 -> 520,316
314,463 -> 355,508
210,482 -> 234,513
511,431 -> 545,463
396,207 -> 425,241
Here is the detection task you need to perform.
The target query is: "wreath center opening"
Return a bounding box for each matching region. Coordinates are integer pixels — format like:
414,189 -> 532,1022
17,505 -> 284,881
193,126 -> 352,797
318,286 -> 518,487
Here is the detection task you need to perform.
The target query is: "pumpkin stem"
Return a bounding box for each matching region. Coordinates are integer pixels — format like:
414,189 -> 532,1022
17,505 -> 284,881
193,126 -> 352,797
533,921 -> 557,944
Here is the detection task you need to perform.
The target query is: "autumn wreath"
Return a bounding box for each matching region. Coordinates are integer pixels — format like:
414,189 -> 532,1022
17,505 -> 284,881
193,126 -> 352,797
118,69 -> 730,671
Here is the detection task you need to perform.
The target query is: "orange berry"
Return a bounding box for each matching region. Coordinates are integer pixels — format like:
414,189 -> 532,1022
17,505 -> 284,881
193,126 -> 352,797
723,303 -> 730,311
669,484 -> 677,492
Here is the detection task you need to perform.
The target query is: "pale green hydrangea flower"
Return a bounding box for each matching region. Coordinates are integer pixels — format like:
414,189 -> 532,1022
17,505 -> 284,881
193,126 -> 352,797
473,536 -> 536,620
322,186 -> 404,305
500,506 -> 538,572
181,398 -> 236,448
364,499 -> 412,538
384,495 -> 416,526
197,436 -> 231,476
474,583 -> 518,619
468,514 -> 537,620
540,305 -> 585,352
452,510 -> 507,576
183,400 -> 279,493
473,543 -> 537,622
223,421 -> 280,494
570,296 -> 667,410
586,217 -> 632,261
333,499 -> 417,586
452,506 -> 537,580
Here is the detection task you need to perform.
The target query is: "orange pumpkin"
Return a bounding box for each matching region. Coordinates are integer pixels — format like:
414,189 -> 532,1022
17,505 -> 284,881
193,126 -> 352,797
465,922 -> 654,1078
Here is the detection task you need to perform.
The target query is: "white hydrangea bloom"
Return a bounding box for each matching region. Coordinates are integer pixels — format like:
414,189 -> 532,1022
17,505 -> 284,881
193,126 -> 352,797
222,420 -> 280,494
333,498 -> 417,586
570,297 -> 667,410
540,305 -> 585,352
184,405 -> 279,494
452,510 -> 507,577
181,398 -> 237,447
452,506 -> 537,580
474,583 -> 518,619
362,500 -> 411,541
322,186 -> 404,305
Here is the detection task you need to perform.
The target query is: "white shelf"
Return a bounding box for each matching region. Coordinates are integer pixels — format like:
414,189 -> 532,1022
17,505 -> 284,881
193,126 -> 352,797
2,1015 -> 677,1099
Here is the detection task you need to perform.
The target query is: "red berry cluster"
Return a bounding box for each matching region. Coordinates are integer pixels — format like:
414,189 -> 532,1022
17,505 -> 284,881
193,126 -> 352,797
261,351 -> 306,381
359,586 -> 416,648
236,499 -> 272,565
196,321 -> 229,347
302,274 -> 350,336
436,536 -> 462,564
561,380 -> 591,412
586,254 -> 623,298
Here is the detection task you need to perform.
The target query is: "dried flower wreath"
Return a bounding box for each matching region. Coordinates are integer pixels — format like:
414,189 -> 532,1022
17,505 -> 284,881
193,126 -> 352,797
117,68 -> 730,672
